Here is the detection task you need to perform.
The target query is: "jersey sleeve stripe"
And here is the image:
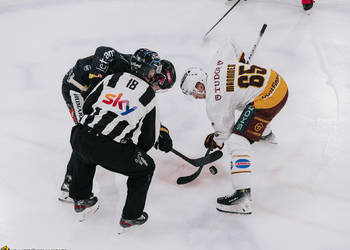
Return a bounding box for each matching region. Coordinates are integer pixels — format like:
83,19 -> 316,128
122,119 -> 141,141
139,86 -> 155,107
137,107 -> 156,151
107,73 -> 123,88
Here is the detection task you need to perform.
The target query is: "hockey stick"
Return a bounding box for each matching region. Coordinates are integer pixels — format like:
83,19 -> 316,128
203,0 -> 242,39
176,148 -> 212,185
171,148 -> 223,167
245,23 -> 267,64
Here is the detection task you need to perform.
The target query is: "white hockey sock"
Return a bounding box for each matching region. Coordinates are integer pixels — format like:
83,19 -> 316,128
230,155 -> 252,191
227,134 -> 253,191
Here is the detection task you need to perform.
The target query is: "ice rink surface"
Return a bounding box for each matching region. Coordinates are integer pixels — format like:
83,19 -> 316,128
1,0 -> 349,249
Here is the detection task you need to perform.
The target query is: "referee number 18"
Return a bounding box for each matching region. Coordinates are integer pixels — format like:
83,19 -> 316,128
127,79 -> 139,90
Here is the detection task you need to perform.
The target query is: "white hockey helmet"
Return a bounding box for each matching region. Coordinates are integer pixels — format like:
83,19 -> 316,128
180,67 -> 208,96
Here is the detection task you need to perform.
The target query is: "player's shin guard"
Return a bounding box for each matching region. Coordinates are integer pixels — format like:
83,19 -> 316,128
227,134 -> 253,191
230,155 -> 252,191
217,134 -> 253,214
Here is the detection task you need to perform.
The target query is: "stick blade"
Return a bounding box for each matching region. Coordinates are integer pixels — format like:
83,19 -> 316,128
192,150 -> 223,166
176,166 -> 203,185
176,150 -> 223,185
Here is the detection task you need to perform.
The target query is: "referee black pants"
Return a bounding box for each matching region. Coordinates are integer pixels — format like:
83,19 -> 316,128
69,125 -> 155,219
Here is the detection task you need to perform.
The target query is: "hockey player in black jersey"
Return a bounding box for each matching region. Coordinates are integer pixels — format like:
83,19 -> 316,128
62,46 -> 132,123
59,46 -> 134,202
67,49 -> 176,230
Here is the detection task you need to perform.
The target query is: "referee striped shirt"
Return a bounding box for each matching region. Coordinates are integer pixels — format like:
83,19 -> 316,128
80,72 -> 160,152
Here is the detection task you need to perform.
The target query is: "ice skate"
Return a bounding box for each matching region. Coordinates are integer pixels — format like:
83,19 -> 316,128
260,131 -> 277,144
302,0 -> 314,11
74,196 -> 100,222
58,174 -> 73,203
118,212 -> 148,234
216,188 -> 252,214
58,190 -> 73,203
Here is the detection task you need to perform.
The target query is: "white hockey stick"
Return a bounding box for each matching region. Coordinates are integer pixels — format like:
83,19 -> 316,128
246,24 -> 267,64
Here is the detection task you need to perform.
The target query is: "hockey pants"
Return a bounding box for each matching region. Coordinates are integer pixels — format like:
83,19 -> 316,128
69,125 -> 155,219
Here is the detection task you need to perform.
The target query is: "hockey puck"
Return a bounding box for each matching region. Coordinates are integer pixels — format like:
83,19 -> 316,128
209,166 -> 217,175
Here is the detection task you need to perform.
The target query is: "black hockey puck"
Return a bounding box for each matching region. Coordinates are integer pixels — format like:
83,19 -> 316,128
209,166 -> 217,175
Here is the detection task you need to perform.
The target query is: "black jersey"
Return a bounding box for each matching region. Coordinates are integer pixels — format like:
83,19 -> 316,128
65,46 -> 132,98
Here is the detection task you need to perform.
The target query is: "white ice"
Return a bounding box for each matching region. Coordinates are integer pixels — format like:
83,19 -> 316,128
1,0 -> 350,249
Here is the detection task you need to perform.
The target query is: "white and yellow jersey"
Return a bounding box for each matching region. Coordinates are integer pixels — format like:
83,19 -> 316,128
205,59 -> 288,145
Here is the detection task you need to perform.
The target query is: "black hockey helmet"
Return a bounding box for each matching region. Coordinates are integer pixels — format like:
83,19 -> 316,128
154,59 -> 176,90
130,48 -> 162,82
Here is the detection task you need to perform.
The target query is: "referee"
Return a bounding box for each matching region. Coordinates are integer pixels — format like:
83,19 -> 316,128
68,49 -> 176,228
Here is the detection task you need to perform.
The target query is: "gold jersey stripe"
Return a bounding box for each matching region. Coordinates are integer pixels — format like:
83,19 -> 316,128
254,70 -> 288,109
254,116 -> 269,123
231,170 -> 252,174
247,129 -> 261,136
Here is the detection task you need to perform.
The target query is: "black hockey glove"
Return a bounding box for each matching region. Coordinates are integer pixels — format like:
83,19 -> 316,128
204,133 -> 223,150
155,125 -> 173,153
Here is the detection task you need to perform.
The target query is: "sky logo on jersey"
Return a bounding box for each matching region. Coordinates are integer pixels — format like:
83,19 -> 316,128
102,93 -> 137,116
233,159 -> 251,169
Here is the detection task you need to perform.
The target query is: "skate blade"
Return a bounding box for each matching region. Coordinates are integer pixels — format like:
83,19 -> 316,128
117,227 -> 130,235
262,139 -> 278,144
216,203 -> 252,215
58,195 -> 74,203
78,204 -> 100,222
117,224 -> 142,235
216,207 -> 252,215
303,7 -> 313,15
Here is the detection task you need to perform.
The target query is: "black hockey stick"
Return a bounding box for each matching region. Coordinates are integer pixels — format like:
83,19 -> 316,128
176,148 -> 212,185
176,148 -> 223,185
203,0 -> 242,39
246,23 -> 267,64
171,148 -> 223,167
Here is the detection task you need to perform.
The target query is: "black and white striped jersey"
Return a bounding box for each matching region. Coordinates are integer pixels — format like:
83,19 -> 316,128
80,72 -> 160,152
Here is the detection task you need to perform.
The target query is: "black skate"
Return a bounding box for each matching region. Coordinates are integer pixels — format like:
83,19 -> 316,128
216,188 -> 252,214
118,212 -> 148,234
302,0 -> 314,11
58,174 -> 73,203
74,196 -> 100,222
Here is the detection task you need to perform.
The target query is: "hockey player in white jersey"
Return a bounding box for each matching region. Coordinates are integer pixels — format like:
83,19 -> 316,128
180,41 -> 288,214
